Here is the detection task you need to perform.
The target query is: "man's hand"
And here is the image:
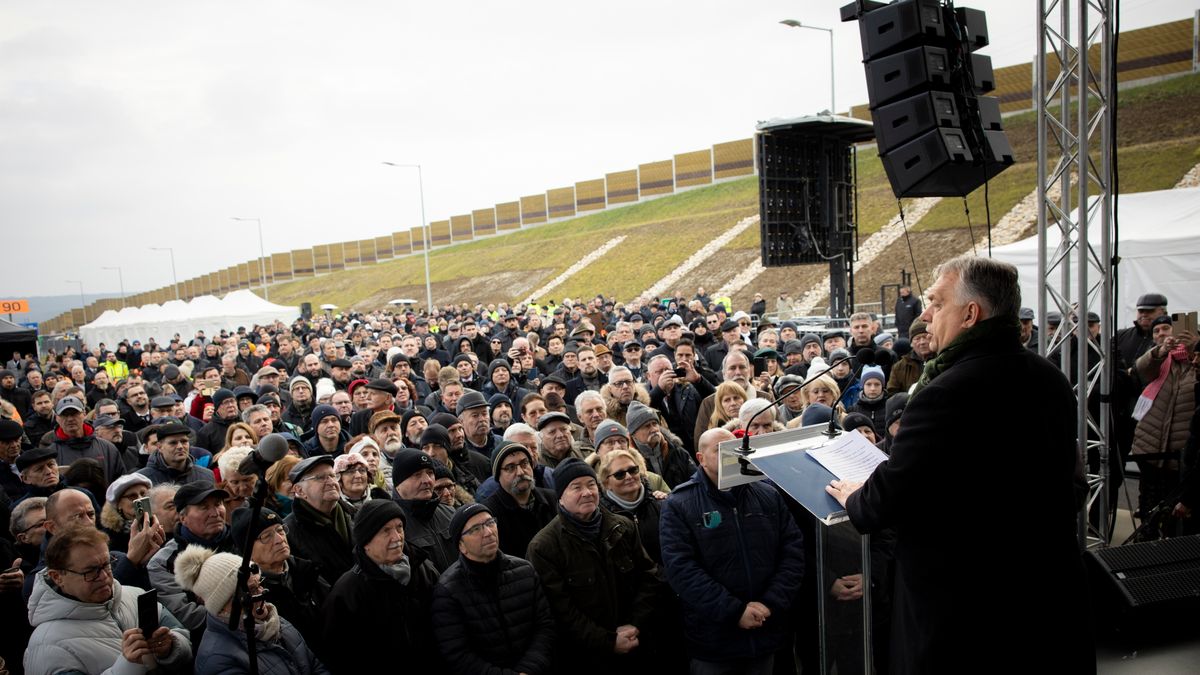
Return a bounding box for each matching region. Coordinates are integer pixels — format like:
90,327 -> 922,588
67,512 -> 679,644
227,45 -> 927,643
831,574 -> 864,601
613,624 -> 640,654
657,370 -> 676,394
148,626 -> 174,657
121,628 -> 152,664
825,480 -> 863,508
126,514 -> 165,567
738,601 -> 771,630
0,559 -> 23,592
677,358 -> 701,384
752,372 -> 772,394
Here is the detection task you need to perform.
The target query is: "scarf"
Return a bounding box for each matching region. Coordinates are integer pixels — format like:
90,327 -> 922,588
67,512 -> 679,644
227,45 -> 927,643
559,504 -> 602,540
378,554 -> 412,586
911,317 -> 1021,398
293,498 -> 352,544
1133,343 -> 1190,421
605,482 -> 646,511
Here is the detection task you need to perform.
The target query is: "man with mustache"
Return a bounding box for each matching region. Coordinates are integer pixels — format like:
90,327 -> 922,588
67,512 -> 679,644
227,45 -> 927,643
483,441 -> 556,558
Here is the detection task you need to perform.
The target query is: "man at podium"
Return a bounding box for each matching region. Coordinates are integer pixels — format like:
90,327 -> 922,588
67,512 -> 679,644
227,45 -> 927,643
826,255 -> 1095,674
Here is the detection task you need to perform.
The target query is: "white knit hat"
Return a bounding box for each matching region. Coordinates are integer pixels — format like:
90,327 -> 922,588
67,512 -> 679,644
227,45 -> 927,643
315,378 -> 336,402
174,547 -> 241,616
217,446 -> 253,478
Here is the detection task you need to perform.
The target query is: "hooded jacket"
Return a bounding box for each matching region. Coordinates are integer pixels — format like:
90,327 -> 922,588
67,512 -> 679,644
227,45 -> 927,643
49,426 -> 125,489
25,574 -> 192,675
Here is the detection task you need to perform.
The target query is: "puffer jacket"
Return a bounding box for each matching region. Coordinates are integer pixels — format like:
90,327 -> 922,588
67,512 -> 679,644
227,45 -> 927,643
195,611 -> 328,675
25,574 -> 192,675
659,466 -> 806,662
49,427 -> 125,489
431,554 -> 556,674
849,393 -> 889,439
1133,347 -> 1197,469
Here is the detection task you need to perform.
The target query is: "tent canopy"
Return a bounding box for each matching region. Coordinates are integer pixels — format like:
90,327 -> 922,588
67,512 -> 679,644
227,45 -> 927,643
79,292 -> 298,347
992,186 -> 1200,327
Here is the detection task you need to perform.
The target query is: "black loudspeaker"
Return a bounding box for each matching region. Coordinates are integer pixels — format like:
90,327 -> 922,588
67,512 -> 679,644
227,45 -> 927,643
846,0 -> 1014,199
1086,535 -> 1200,635
300,302 -> 312,319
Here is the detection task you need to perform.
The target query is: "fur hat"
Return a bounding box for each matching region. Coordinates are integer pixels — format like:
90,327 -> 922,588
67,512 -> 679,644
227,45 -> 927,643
174,547 -> 241,617
217,447 -> 253,479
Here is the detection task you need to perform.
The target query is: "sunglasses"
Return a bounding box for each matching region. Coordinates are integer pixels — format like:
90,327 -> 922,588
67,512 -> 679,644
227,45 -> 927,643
609,465 -> 640,481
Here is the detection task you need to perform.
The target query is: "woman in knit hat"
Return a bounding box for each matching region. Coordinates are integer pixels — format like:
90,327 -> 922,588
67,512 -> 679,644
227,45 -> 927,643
347,434 -> 390,494
334,452 -> 388,508
174,546 -> 326,675
98,472 -> 155,554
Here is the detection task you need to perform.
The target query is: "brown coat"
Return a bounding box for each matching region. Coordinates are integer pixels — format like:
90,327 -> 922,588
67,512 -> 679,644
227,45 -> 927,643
887,353 -> 923,396
1132,348 -> 1196,469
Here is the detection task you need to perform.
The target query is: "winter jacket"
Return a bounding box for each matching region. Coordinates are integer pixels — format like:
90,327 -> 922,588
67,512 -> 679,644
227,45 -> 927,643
886,352 -> 923,396
148,526 -> 237,639
635,433 -> 696,490
259,556 -> 330,655
137,449 -> 215,486
195,611 -> 328,675
1132,347 -> 1197,469
25,574 -> 192,675
600,483 -> 666,565
49,427 -> 125,489
849,393 -> 889,439
283,499 -> 356,587
322,548 -> 441,673
483,486 -> 557,559
195,415 -> 236,452
659,467 -> 806,662
396,498 -> 459,573
525,510 -> 660,672
431,554 -> 556,675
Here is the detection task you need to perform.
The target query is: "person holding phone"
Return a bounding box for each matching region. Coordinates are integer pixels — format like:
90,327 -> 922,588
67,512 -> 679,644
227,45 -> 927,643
99,474 -> 159,554
25,526 -> 191,675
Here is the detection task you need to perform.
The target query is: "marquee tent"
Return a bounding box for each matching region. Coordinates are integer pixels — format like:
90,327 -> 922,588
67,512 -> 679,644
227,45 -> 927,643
992,186 -> 1200,327
79,291 -> 298,347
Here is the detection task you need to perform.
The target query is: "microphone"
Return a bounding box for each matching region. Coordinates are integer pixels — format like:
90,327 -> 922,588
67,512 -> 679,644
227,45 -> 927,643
237,433 -> 289,475
739,347 -> 867,455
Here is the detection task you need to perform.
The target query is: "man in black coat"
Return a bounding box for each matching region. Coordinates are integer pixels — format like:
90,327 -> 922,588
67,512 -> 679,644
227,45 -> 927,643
283,456 -> 356,587
483,442 -> 556,558
432,503 -> 556,674
827,256 -> 1094,674
195,388 -> 239,452
893,286 -> 922,338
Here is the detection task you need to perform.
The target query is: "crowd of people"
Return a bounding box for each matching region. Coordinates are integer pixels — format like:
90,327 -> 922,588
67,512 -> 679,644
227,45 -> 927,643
0,274 -> 1193,674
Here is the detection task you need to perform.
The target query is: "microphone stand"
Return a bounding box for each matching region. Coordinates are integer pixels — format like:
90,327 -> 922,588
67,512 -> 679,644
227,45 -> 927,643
739,352 -> 856,457
228,472 -> 272,675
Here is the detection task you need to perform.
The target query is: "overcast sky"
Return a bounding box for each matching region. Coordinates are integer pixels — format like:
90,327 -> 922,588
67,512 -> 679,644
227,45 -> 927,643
2,0 -> 1192,298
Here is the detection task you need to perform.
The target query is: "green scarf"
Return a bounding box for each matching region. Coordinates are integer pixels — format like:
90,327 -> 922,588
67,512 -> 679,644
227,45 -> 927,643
910,316 -> 1021,398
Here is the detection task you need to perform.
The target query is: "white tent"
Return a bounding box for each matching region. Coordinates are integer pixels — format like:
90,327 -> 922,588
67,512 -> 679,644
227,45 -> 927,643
992,186 -> 1200,327
80,292 -> 299,347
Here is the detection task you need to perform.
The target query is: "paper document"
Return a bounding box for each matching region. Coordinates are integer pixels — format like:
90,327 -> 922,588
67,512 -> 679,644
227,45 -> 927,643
806,430 -> 888,483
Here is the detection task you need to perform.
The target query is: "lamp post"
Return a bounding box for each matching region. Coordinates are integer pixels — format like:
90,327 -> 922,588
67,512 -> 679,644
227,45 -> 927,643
231,217 -> 269,300
149,247 -> 180,299
65,279 -> 87,323
780,19 -> 836,115
381,161 -> 433,312
101,266 -> 126,308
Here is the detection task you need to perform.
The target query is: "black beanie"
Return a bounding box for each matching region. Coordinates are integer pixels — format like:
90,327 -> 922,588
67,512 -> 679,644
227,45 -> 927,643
448,503 -> 492,544
553,457 -> 597,501
885,393 -> 909,430
840,412 -> 875,435
418,424 -> 452,450
491,441 -> 533,481
353,500 -> 406,550
391,448 -> 435,488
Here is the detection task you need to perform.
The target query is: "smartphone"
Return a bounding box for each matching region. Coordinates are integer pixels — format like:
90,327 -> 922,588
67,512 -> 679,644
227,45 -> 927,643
752,357 -> 769,377
132,496 -> 153,525
138,589 -> 160,637
1171,311 -> 1198,336
673,367 -> 687,378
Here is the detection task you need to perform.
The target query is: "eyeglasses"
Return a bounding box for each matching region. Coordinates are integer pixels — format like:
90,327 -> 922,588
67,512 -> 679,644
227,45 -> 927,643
299,472 -> 338,484
338,466 -> 369,476
18,519 -> 47,535
433,483 -> 456,494
256,524 -> 289,545
609,380 -> 634,388
500,458 -> 532,474
59,554 -> 117,582
461,517 -> 498,538
609,465 -> 640,481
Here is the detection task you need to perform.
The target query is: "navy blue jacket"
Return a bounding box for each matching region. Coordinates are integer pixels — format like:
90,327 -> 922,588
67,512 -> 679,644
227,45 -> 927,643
660,467 -> 805,662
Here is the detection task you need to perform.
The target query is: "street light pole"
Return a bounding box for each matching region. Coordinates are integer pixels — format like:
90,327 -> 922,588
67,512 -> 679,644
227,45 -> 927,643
149,247 -> 180,299
780,20 -> 836,115
65,279 -> 87,323
101,266 -> 126,308
231,217 -> 269,300
382,161 -> 434,313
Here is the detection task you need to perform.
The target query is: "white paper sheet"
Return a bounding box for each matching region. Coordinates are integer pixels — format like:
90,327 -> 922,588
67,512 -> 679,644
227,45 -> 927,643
806,430 -> 888,483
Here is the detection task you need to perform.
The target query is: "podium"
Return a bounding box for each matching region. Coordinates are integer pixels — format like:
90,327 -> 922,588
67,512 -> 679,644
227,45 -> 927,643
719,425 -> 881,674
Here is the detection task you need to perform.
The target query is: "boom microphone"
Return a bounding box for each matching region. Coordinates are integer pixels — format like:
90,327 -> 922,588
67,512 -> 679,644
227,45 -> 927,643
740,348 -> 861,455
237,433 -> 289,475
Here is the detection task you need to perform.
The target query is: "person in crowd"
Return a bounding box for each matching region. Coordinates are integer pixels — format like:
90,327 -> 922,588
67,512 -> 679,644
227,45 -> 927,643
347,434 -> 390,495
148,480 -> 237,640
284,456 -> 355,586
265,455 -> 300,518
215,446 -> 258,517
390,448 -> 458,572
626,401 -> 694,489
348,378 -> 400,437
98,473 -> 153,553
138,421 -> 216,485
886,320 -> 931,395
458,390 -> 504,462
526,457 -> 661,673
839,412 -> 880,444
47,396 -> 124,489
10,496 -> 48,573
174,545 -> 326,675
483,440 -> 557,558
894,286 -> 922,338
401,408 -> 428,448
433,462 -> 474,508
231,507 -> 328,654
597,449 -> 667,565
304,405 -> 349,457
334,452 -> 383,508
660,427 -> 806,675
323,499 -> 441,672
536,411 -> 587,469
704,381 -> 747,438
432,503 -> 556,674
284,376 -> 316,432
25,526 -> 192,675
848,365 -> 889,439
196,388 -> 240,452
826,255 -> 1094,672
421,423 -> 481,496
